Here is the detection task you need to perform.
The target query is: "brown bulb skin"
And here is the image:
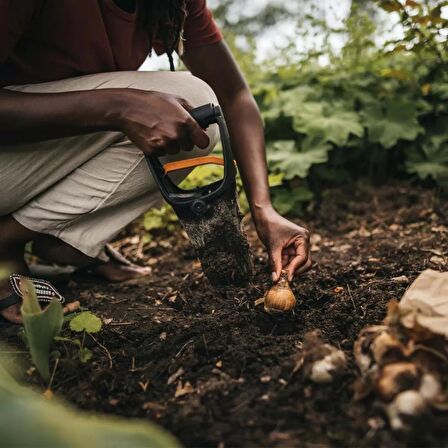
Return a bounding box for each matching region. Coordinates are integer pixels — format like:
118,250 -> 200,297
264,271 -> 296,313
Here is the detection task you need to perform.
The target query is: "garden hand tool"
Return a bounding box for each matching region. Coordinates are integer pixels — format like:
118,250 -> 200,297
145,104 -> 253,289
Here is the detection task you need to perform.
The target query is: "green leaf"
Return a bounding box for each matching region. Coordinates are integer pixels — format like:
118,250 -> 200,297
272,186 -> 314,215
362,99 -> 424,148
79,347 -> 93,363
70,311 -> 102,334
406,136 -> 448,188
21,280 -> 63,381
292,102 -> 364,146
54,336 -> 81,347
268,172 -> 284,187
0,358 -> 181,448
268,137 -> 331,179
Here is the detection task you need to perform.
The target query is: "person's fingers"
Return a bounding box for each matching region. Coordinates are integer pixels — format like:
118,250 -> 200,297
293,253 -> 312,276
182,132 -> 195,151
186,116 -> 210,149
281,252 -> 289,268
176,96 -> 194,112
269,245 -> 283,282
285,238 -> 310,281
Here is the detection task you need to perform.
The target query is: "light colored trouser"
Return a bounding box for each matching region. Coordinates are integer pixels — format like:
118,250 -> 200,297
0,71 -> 219,259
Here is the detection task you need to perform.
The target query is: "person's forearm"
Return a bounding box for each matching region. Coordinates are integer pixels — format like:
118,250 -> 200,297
182,42 -> 274,222
0,88 -> 117,145
218,89 -> 273,218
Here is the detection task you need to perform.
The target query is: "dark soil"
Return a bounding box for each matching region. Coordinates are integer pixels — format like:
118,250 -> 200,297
3,183 -> 448,447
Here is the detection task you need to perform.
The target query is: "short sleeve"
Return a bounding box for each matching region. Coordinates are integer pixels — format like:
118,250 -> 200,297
182,0 -> 223,50
152,0 -> 222,55
0,0 -> 38,64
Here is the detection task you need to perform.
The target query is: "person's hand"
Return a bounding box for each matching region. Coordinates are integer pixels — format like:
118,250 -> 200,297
254,206 -> 311,282
109,89 -> 209,156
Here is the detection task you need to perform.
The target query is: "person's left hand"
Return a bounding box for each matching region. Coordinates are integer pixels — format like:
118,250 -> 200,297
254,207 -> 312,282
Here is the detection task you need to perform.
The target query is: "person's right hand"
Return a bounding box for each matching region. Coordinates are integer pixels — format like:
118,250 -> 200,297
110,89 -> 209,156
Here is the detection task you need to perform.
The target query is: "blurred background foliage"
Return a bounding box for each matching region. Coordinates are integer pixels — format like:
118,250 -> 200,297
143,0 -> 447,234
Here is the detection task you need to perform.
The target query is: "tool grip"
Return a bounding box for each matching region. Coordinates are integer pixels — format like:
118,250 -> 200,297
190,103 -> 220,129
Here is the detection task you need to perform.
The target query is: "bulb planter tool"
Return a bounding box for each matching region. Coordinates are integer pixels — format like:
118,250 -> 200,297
145,103 -> 253,289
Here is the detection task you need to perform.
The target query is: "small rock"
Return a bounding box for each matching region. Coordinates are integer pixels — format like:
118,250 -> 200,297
359,227 -> 372,237
391,275 -> 409,284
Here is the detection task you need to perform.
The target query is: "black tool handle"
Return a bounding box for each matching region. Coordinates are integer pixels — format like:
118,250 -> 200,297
190,103 -> 220,129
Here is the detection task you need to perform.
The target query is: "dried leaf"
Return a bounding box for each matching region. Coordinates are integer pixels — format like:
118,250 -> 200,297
167,367 -> 184,385
174,381 -> 193,398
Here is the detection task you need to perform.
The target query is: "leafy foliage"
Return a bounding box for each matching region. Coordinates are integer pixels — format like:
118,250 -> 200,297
0,359 -> 180,448
254,0 -> 448,214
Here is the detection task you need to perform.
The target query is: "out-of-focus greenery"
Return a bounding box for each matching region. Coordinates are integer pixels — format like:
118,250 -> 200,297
144,0 -> 447,234
0,358 -> 180,448
258,0 -> 448,214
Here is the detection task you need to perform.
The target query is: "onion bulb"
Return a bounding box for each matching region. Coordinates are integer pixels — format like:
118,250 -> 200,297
264,270 -> 296,313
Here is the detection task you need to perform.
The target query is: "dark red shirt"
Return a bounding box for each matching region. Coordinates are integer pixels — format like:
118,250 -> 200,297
0,0 -> 222,87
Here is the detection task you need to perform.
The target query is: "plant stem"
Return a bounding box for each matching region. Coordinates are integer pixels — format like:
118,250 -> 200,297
89,333 -> 113,369
47,357 -> 59,391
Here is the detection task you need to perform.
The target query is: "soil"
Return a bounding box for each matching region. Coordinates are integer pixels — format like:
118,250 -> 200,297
3,182 -> 448,448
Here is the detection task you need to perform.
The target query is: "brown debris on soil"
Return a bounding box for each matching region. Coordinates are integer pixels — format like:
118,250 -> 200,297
2,182 -> 448,447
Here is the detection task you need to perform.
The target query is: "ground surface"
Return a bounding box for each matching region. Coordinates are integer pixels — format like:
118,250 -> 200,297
3,183 -> 448,447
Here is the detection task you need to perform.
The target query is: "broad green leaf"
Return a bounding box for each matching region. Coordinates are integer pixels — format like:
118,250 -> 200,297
272,186 -> 314,215
70,311 -> 102,334
21,280 -> 63,381
362,99 -> 424,148
280,99 -> 364,146
406,136 -> 448,188
0,359 -> 180,448
268,137 -> 331,179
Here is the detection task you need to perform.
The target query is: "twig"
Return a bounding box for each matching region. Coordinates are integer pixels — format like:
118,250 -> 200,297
108,321 -> 136,326
347,284 -> 357,312
90,333 -> 113,369
202,334 -> 210,359
175,339 -> 194,358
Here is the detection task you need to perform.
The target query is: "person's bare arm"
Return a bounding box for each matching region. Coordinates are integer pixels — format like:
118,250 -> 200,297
0,88 -> 208,153
182,41 -> 311,281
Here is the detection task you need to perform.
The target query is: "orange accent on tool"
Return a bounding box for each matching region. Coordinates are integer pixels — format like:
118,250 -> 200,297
163,156 -> 225,174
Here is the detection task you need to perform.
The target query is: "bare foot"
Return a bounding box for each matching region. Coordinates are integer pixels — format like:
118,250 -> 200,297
33,235 -> 152,283
92,261 -> 152,283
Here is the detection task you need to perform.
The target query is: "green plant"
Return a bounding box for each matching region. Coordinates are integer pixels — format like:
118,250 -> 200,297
0,358 -> 180,448
20,278 -> 105,381
21,279 -> 64,382
56,311 -> 104,363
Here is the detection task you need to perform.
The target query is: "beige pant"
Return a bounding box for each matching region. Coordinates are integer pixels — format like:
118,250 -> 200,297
0,72 -> 219,259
